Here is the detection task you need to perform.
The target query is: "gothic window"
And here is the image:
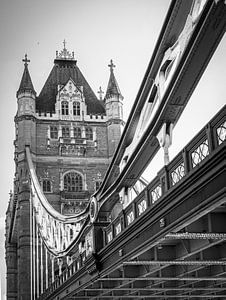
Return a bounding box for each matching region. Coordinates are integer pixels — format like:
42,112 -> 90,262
74,127 -> 82,138
43,180 -> 51,193
95,181 -> 102,191
73,101 -> 80,116
62,127 -> 70,138
50,126 -> 58,139
64,172 -> 83,192
85,127 -> 93,140
62,101 -> 69,115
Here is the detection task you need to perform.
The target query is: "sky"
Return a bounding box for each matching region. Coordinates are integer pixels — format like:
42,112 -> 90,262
0,0 -> 225,298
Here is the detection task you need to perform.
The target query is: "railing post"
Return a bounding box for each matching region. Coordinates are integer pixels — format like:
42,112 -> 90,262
157,166 -> 169,195
144,188 -> 150,207
182,148 -> 190,174
206,123 -> 214,153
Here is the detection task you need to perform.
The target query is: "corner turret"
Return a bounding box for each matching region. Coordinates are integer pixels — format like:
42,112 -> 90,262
105,60 -> 124,157
17,54 -> 36,117
16,54 -> 36,151
105,59 -> 123,120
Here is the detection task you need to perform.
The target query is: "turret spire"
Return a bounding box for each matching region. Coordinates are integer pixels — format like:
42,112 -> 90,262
108,59 -> 115,73
22,54 -> 30,66
17,54 -> 36,97
105,59 -> 123,100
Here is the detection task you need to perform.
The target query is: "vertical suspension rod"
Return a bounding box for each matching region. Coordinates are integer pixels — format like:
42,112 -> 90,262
30,194 -> 33,299
36,223 -> 39,298
45,247 -> 48,289
33,206 -> 36,300
40,237 -> 43,294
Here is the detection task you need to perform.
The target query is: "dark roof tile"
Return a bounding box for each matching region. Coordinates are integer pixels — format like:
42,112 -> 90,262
36,59 -> 105,114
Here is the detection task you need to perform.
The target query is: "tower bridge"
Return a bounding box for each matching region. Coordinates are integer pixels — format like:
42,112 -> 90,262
5,0 -> 226,299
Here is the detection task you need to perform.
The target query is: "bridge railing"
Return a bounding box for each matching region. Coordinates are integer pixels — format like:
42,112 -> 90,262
104,105 -> 225,246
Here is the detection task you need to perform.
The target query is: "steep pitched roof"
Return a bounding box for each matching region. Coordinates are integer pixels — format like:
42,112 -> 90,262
17,63 -> 36,97
36,59 -> 105,114
105,60 -> 122,100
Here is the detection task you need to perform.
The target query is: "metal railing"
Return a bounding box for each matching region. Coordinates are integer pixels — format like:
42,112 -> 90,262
104,105 -> 225,245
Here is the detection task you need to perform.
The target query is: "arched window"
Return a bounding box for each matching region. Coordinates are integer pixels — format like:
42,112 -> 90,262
62,101 -> 69,115
64,172 -> 83,192
50,126 -> 58,139
85,127 -> 93,140
73,102 -> 80,116
74,127 -> 81,138
62,127 -> 70,138
43,180 -> 51,192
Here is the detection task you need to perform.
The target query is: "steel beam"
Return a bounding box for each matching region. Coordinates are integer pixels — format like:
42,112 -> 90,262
85,287 -> 226,291
123,260 -> 226,266
165,233 -> 226,240
99,277 -> 226,281
70,296 -> 226,299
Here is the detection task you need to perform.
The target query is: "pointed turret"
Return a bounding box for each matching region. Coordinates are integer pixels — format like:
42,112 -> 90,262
105,59 -> 123,100
105,60 -> 124,157
16,55 -> 36,137
17,54 -> 36,97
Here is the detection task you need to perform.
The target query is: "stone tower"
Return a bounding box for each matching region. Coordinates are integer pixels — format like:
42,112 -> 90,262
6,54 -> 37,300
5,44 -> 123,299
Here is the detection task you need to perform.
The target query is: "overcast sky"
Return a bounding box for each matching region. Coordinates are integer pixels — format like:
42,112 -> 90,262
0,0 -> 225,298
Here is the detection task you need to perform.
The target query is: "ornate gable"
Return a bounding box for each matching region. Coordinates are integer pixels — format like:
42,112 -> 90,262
56,78 -> 87,120
58,78 -> 83,101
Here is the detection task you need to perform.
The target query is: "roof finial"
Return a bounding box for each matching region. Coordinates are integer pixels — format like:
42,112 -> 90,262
56,41 -> 75,60
98,86 -> 104,100
108,59 -> 115,72
63,39 -> 66,50
22,54 -> 30,66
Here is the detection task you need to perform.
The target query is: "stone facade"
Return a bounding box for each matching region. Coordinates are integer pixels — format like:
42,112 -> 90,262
5,47 -> 124,299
